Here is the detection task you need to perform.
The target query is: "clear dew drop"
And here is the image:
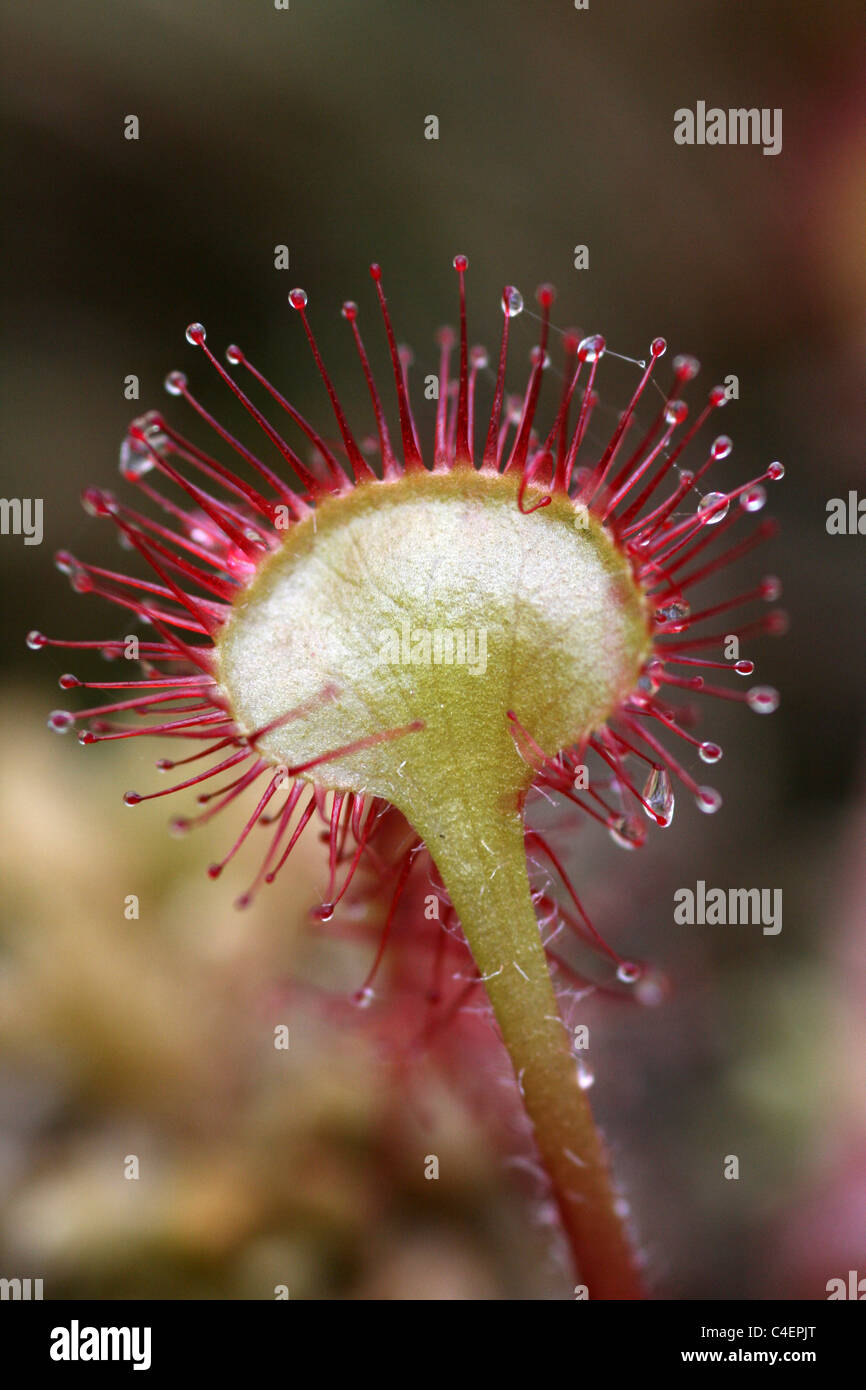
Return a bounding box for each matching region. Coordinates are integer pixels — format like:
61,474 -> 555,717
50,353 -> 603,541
82,487 -> 114,518
741,484 -> 766,513
608,815 -> 645,850
351,986 -> 375,1009
673,353 -> 700,380
642,766 -> 675,826
578,333 -> 605,363
577,1060 -> 595,1090
654,599 -> 690,630
696,785 -> 723,814
503,287 -> 524,317
747,685 -> 780,714
699,741 -> 723,764
119,436 -> 155,480
137,410 -> 164,437
616,961 -> 642,985
185,322 -> 206,345
762,575 -> 782,601
767,460 -> 785,480
288,288 -> 308,310
698,491 -> 730,524
712,434 -> 733,460
225,344 -> 244,364
47,710 -> 74,733
26,630 -> 46,650
664,399 -> 688,426
163,371 -> 187,396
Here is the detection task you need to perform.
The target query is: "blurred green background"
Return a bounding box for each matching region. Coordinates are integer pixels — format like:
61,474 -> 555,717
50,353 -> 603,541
1,0 -> 864,1298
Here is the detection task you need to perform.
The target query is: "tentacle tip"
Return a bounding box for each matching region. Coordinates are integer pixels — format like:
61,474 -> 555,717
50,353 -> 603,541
503,286 -> 524,317
47,710 -> 74,733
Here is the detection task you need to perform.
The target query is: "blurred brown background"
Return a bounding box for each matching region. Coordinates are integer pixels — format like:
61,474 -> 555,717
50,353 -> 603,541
1,0 -> 864,1299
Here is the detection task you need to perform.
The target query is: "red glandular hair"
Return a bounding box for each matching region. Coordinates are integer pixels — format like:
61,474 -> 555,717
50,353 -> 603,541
30,257 -> 784,1017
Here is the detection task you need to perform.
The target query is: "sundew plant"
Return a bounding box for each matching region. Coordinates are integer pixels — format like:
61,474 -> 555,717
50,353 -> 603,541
32,257 -> 784,1298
